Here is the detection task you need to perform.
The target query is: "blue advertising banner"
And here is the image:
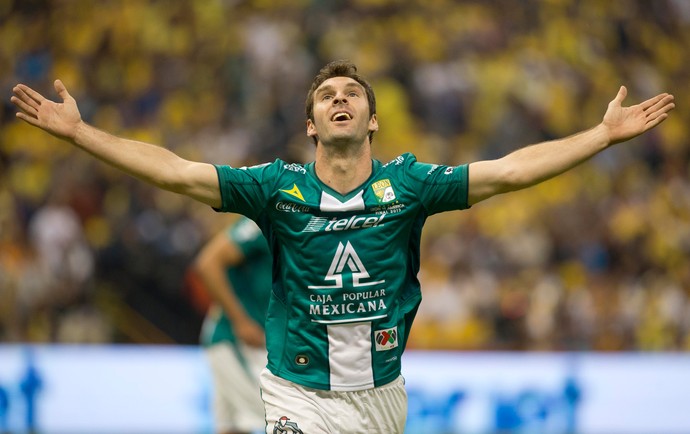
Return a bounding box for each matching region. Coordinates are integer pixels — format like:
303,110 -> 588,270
1,345 -> 688,433
0,345 -> 212,433
402,351 -> 690,434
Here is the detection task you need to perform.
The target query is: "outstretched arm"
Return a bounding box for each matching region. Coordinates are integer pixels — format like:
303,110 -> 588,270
194,229 -> 265,347
11,80 -> 221,208
468,86 -> 675,205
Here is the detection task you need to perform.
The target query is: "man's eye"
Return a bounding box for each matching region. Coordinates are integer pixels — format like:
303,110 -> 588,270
322,95 -> 333,100
348,92 -> 358,97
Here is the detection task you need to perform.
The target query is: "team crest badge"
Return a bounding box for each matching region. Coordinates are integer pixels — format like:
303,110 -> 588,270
371,179 -> 396,203
273,416 -> 304,433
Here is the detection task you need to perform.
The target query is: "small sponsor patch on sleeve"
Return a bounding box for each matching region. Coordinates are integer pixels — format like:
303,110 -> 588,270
374,327 -> 398,351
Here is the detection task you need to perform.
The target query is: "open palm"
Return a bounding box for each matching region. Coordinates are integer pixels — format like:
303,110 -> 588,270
11,80 -> 82,140
603,86 -> 675,145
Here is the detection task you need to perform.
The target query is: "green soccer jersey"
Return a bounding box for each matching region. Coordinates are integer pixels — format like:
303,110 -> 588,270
214,153 -> 469,391
200,217 -> 272,347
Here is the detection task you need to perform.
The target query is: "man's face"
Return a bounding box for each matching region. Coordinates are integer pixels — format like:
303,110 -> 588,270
307,76 -> 378,146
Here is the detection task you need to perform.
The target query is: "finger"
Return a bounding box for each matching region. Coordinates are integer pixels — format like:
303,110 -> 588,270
644,112 -> 669,130
613,85 -> 627,104
16,111 -> 41,127
643,98 -> 675,124
13,86 -> 41,111
54,79 -> 72,102
640,93 -> 671,111
645,95 -> 676,113
643,97 -> 674,124
14,84 -> 45,105
10,95 -> 38,117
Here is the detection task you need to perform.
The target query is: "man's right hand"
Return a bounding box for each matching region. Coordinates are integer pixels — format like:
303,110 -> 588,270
11,79 -> 82,141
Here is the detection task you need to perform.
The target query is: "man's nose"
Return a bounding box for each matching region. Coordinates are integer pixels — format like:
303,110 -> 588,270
333,95 -> 348,104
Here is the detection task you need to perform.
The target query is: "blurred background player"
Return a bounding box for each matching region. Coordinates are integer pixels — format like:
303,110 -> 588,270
194,217 -> 272,434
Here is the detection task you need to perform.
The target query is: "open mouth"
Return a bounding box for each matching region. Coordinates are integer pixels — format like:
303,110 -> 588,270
331,112 -> 352,122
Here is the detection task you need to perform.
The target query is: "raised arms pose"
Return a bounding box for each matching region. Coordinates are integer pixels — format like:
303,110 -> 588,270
12,79 -> 673,208
12,62 -> 675,433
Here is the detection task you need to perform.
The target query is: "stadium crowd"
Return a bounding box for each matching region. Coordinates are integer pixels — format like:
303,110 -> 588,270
1,0 -> 689,351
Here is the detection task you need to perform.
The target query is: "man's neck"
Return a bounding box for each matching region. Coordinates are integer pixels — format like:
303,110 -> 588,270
314,142 -> 372,195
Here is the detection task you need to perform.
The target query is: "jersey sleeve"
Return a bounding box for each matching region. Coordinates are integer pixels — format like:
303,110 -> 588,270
214,160 -> 281,219
404,154 -> 470,215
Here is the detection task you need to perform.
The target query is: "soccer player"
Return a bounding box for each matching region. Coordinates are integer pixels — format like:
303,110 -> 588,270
194,217 -> 272,434
11,60 -> 674,433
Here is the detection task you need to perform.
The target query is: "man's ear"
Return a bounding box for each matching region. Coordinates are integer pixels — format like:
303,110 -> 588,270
368,114 -> 379,133
306,118 -> 317,138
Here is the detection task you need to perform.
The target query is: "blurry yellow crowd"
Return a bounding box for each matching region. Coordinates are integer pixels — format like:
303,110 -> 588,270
0,0 -> 688,350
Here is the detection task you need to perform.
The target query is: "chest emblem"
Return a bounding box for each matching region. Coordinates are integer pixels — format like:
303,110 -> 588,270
371,179 -> 396,204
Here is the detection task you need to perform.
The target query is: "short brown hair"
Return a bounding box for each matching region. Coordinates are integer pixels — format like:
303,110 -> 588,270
305,60 -> 377,144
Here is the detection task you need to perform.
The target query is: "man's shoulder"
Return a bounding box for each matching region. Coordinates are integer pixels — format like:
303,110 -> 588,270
278,160 -> 311,177
227,158 -> 312,182
380,153 -> 417,170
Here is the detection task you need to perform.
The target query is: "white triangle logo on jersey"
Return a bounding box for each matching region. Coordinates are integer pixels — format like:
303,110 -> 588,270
308,241 -> 385,289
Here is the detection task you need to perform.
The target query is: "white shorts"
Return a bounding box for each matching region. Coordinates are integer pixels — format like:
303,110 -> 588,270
260,368 -> 407,434
205,342 -> 267,433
